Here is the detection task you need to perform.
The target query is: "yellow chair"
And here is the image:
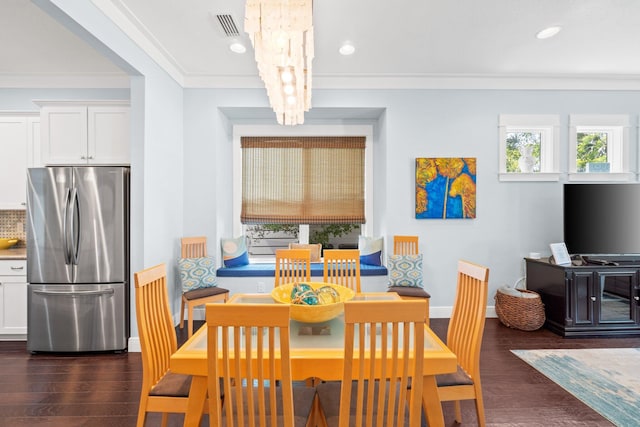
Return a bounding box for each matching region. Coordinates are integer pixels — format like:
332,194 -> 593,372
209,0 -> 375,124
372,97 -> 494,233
323,249 -> 361,293
289,242 -> 322,262
315,300 -> 427,427
206,303 -> 317,427
436,260 -> 490,426
134,263 -> 193,427
393,235 -> 419,255
275,248 -> 312,287
179,236 -> 229,338
388,235 -> 430,326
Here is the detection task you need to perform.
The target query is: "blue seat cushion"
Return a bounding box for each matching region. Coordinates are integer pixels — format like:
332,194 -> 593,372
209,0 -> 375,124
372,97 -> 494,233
217,262 -> 387,277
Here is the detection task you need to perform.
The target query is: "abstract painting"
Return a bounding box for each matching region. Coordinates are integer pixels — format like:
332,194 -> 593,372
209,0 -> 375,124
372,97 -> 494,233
415,157 -> 476,219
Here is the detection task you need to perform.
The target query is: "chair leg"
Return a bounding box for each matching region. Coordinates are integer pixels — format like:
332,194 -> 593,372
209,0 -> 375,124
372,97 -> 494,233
136,396 -> 148,427
474,383 -> 487,427
454,400 -> 462,424
187,302 -> 194,338
179,296 -> 186,329
160,412 -> 169,427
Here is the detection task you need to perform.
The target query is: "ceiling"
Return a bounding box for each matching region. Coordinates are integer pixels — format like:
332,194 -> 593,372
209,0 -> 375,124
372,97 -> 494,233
2,0 -> 640,89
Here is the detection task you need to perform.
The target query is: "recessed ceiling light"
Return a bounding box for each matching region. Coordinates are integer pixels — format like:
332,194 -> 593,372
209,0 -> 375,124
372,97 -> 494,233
339,42 -> 355,56
229,42 -> 246,54
536,26 -> 562,40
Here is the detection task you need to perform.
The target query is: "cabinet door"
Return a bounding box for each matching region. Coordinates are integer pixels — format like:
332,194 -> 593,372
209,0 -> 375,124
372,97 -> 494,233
28,117 -> 42,167
0,116 -> 29,209
570,271 -> 596,326
597,271 -> 637,324
0,280 -> 27,335
87,106 -> 130,165
41,106 -> 88,165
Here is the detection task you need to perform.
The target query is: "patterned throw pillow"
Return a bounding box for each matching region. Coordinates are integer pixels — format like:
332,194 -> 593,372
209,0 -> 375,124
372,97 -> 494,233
388,254 -> 423,287
358,236 -> 383,266
221,236 -> 249,267
178,256 -> 218,292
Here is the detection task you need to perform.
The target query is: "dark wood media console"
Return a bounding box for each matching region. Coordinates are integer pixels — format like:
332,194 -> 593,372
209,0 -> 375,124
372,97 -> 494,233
525,257 -> 640,337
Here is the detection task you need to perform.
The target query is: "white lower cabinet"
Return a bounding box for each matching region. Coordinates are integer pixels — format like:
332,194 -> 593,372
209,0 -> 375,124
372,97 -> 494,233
0,260 -> 27,337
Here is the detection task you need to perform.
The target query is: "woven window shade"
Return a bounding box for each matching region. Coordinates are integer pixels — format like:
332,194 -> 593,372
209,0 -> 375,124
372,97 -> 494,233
241,136 -> 366,224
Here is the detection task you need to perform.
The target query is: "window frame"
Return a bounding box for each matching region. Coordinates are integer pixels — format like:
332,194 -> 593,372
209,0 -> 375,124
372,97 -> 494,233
233,124 -> 374,260
568,114 -> 632,182
498,114 -> 560,182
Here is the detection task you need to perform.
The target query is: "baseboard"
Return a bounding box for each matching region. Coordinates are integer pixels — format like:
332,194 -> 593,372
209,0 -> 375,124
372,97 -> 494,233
128,336 -> 141,352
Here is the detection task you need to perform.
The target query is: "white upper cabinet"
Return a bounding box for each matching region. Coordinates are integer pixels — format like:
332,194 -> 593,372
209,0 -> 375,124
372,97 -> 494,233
0,115 -> 39,209
38,101 -> 130,165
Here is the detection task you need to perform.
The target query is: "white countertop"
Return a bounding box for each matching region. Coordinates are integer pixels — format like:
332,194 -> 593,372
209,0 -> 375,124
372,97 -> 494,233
0,248 -> 27,260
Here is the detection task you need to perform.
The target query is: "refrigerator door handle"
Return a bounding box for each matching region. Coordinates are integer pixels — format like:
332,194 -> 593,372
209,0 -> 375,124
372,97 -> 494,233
33,288 -> 115,297
62,188 -> 72,265
69,187 -> 80,265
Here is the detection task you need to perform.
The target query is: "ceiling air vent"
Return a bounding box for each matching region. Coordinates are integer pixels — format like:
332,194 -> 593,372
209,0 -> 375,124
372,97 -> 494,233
216,14 -> 240,37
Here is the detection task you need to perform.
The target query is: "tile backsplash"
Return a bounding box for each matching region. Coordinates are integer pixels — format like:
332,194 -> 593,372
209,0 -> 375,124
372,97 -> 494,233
0,210 -> 26,247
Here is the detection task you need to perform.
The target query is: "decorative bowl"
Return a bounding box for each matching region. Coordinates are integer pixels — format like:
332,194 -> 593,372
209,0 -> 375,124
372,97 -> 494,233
271,282 -> 355,323
0,238 -> 19,250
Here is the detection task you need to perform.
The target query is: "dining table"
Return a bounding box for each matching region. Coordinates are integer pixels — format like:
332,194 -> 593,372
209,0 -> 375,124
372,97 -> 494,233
169,291 -> 458,427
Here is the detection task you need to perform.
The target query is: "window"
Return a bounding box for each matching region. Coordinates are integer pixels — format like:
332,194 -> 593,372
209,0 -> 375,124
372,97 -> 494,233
233,125 -> 374,260
498,115 -> 560,181
569,115 -> 631,181
241,136 -> 365,224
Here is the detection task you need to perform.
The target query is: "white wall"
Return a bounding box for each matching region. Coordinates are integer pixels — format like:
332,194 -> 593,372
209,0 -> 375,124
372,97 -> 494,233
184,88 -> 640,313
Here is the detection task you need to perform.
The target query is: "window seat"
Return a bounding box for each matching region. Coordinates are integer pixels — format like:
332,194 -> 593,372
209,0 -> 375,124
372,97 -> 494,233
217,262 -> 388,277
209,263 -> 391,312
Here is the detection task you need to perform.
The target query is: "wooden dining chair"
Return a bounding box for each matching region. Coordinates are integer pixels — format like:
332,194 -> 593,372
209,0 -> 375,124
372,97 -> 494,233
179,236 -> 229,338
315,300 -> 427,427
388,235 -> 430,325
206,303 -> 317,427
393,235 -> 419,255
134,263 -> 193,427
275,248 -> 312,287
323,249 -> 361,293
436,260 -> 490,427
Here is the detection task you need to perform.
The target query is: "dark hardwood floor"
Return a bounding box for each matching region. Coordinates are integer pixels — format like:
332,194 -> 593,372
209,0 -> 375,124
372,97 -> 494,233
0,318 -> 638,426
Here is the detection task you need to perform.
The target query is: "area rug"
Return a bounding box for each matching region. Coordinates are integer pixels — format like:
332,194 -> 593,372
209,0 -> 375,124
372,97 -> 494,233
511,348 -> 640,426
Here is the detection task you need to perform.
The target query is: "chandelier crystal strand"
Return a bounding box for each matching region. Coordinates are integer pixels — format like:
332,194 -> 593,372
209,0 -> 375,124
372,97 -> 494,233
245,0 -> 314,125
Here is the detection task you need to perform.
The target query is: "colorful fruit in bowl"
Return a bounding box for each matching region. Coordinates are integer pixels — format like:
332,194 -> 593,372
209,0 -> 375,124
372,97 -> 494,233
290,282 -> 319,305
271,282 -> 355,323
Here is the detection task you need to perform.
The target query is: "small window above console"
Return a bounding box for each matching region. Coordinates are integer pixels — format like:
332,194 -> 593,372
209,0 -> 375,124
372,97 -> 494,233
568,114 -> 632,182
498,114 -> 560,182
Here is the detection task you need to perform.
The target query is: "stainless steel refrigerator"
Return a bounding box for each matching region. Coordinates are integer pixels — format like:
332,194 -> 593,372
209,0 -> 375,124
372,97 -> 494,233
26,166 -> 129,352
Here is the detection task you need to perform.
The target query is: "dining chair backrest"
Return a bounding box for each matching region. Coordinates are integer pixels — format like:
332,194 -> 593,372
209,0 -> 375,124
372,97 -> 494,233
275,248 -> 312,287
181,236 -> 207,258
436,260 -> 490,426
393,235 -> 419,255
134,263 -> 191,425
323,249 -> 361,293
206,303 -> 297,427
339,300 -> 426,427
447,260 -> 489,380
179,236 -> 229,338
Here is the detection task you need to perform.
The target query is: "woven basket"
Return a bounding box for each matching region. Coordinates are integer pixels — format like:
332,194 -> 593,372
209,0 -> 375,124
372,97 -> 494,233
495,279 -> 545,331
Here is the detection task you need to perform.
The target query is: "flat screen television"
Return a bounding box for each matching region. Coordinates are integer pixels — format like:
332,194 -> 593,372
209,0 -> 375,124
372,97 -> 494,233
564,183 -> 640,256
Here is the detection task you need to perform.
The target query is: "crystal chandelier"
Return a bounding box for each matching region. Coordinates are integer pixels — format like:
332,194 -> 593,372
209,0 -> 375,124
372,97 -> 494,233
245,0 -> 314,126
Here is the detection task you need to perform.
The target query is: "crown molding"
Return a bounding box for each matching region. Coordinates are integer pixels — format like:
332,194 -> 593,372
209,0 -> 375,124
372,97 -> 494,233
91,0 -> 185,86
0,73 -> 130,88
182,72 -> 640,90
